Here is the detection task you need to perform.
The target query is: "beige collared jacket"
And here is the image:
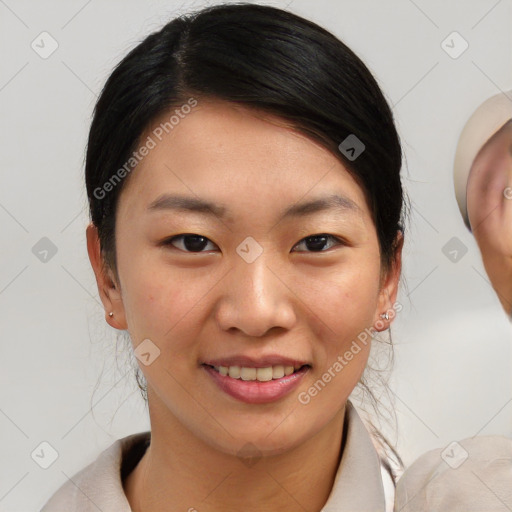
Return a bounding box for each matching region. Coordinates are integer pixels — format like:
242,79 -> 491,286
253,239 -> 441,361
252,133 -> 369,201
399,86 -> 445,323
41,400 -> 393,511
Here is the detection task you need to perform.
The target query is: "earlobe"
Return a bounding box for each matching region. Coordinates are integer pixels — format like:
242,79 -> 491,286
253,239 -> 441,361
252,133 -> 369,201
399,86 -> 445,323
86,222 -> 127,329
374,231 -> 404,331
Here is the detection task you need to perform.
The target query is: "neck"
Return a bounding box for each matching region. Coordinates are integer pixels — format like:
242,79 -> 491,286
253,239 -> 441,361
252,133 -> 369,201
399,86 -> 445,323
124,389 -> 346,512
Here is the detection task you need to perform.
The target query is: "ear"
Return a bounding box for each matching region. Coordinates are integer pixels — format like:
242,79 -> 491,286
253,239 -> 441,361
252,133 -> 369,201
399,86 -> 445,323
373,230 -> 404,331
86,222 -> 127,330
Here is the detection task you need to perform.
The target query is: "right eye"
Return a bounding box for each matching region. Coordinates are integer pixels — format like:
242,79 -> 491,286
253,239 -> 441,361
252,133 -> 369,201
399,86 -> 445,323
162,234 -> 219,253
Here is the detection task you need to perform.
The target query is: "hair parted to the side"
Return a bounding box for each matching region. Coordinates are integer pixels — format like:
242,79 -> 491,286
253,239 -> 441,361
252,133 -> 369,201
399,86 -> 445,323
85,1 -> 410,482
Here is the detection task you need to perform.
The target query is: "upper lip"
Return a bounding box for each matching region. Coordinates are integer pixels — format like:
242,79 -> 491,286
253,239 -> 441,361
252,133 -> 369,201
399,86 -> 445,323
202,355 -> 311,369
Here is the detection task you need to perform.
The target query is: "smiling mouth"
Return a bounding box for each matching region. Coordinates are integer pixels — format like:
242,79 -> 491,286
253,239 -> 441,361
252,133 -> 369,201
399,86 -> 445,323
202,363 -> 310,382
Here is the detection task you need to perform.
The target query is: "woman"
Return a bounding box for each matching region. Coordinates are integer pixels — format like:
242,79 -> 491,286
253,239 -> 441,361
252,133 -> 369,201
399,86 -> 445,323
41,3 -> 405,511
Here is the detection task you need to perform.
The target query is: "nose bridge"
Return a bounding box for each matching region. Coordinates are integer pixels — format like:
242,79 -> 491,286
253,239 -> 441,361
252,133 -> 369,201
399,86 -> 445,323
216,243 -> 295,336
236,249 -> 274,303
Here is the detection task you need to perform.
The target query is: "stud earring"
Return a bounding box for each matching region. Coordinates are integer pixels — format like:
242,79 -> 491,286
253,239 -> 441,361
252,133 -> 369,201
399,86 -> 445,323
109,312 -> 114,317
380,312 -> 389,320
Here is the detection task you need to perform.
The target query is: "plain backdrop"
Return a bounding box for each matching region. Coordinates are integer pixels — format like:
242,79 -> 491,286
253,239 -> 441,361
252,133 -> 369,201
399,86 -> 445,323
1,0 -> 511,510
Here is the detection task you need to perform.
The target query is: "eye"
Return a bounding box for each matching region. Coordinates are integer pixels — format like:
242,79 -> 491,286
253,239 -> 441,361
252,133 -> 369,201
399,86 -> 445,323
162,233 -> 344,254
292,234 -> 344,253
163,234 -> 218,253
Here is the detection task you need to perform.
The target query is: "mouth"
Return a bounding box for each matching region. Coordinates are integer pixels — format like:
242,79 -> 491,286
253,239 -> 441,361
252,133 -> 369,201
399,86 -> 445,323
201,362 -> 311,404
201,363 -> 311,382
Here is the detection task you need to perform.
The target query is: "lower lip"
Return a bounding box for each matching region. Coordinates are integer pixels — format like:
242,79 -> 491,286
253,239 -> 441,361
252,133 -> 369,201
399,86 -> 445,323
202,364 -> 310,404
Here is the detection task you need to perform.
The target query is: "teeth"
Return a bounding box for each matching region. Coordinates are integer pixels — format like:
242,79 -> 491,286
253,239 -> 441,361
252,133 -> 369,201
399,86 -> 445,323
212,364 -> 304,381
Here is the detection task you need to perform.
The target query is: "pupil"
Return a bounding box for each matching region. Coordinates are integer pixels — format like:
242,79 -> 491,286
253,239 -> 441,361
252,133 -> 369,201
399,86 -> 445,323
184,235 -> 208,252
307,235 -> 327,251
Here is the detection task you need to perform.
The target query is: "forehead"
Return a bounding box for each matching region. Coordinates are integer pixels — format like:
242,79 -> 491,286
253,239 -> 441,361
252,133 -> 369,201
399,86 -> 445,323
117,99 -> 370,223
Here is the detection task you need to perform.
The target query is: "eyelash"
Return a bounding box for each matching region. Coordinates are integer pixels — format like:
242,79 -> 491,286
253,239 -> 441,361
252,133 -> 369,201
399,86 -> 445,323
162,233 -> 345,253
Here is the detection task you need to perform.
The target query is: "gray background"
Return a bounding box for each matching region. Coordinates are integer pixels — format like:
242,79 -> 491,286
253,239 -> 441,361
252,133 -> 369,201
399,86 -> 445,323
1,0 -> 511,509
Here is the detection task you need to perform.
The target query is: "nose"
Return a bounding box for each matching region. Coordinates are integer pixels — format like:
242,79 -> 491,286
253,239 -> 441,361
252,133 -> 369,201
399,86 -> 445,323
214,251 -> 297,337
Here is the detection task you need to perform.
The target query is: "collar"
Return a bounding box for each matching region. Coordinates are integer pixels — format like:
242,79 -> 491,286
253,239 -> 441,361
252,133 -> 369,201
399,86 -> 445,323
41,400 -> 386,511
322,400 -> 387,511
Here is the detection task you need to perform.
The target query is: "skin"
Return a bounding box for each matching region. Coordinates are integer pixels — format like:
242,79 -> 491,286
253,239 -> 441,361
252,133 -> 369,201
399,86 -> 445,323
466,119 -> 512,317
86,99 -> 403,512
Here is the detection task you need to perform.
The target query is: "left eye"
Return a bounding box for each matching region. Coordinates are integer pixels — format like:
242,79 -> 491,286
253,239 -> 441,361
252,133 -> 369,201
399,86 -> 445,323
292,234 -> 343,252
163,233 -> 343,253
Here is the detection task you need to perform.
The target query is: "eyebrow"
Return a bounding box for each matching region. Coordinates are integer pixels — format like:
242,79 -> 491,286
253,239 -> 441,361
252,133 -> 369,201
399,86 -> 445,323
147,193 -> 362,222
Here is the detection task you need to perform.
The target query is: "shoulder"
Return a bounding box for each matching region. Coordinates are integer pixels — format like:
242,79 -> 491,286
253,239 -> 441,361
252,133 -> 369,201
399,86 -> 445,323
394,435 -> 512,511
40,431 -> 150,512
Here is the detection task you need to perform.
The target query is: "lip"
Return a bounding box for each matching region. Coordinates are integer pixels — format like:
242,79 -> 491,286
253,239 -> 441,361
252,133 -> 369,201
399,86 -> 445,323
201,354 -> 310,369
202,364 -> 310,404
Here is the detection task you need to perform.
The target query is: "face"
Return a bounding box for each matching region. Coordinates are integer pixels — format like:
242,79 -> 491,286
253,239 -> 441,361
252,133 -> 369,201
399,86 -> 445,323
467,119 -> 512,259
87,99 -> 401,457
466,119 -> 512,316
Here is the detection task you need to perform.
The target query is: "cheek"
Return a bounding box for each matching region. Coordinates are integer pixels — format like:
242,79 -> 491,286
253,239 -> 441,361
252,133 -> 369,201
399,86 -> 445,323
287,254 -> 380,389
320,277 -> 376,379
294,258 -> 380,335
119,262 -> 207,352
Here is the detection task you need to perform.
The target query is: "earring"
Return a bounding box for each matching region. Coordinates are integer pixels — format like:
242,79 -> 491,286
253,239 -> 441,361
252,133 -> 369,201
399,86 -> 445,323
109,312 -> 114,317
380,312 -> 389,320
